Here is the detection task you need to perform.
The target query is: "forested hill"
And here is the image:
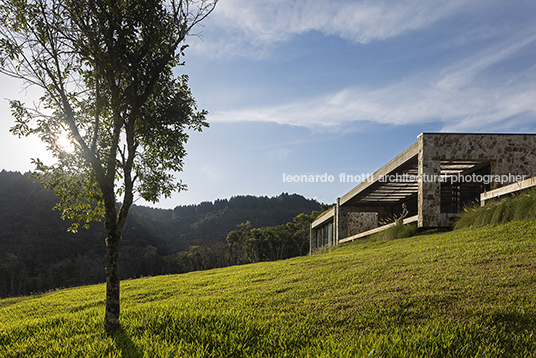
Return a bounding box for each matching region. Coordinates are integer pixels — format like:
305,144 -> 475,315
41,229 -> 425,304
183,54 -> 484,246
0,170 -> 322,296
134,189 -> 322,252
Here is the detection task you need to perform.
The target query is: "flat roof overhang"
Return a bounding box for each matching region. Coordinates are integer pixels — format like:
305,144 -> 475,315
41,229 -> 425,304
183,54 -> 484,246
311,207 -> 335,229
340,140 -> 491,207
340,141 -> 419,207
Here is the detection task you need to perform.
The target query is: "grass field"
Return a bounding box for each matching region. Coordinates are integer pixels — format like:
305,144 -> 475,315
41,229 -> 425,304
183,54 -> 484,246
1,220 -> 536,357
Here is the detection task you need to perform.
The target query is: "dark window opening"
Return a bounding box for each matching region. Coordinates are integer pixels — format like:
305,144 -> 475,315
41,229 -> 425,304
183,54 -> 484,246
314,221 -> 333,249
441,165 -> 491,213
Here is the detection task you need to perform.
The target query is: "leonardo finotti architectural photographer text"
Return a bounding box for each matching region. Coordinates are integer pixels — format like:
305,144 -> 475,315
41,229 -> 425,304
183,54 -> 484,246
283,173 -> 526,185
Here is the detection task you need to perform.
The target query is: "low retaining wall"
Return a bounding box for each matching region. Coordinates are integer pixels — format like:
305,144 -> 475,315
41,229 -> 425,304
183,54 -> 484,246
338,215 -> 418,244
481,176 -> 536,206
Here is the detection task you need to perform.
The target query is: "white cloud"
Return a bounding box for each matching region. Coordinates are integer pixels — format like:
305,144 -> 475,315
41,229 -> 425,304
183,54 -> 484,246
209,32 -> 536,132
192,0 -> 480,58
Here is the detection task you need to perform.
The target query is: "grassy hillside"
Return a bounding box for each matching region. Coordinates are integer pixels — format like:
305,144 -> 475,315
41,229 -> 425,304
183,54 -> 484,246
1,220 -> 536,357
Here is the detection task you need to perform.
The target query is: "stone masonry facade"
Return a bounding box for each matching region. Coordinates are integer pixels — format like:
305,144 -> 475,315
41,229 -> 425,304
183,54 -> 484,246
418,133 -> 536,227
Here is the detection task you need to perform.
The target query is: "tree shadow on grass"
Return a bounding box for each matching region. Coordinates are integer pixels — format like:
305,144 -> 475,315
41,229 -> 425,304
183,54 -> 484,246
108,326 -> 143,358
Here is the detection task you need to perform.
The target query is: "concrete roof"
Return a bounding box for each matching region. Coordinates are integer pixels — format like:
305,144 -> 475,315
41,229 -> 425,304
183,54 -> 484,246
339,138 -> 491,207
311,207 -> 335,229
340,141 -> 419,207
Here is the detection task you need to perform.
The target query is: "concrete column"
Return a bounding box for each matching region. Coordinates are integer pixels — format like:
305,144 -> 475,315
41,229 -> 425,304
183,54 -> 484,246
335,198 -> 343,244
309,224 -> 312,255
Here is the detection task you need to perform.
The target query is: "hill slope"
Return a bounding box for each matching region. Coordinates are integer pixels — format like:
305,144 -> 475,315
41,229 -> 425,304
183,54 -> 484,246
1,220 -> 535,357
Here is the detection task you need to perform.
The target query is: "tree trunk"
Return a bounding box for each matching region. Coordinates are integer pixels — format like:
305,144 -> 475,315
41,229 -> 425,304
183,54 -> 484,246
104,230 -> 121,331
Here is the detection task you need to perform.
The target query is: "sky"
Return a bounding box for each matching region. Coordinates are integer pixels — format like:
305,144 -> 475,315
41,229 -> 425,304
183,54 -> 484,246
1,0 -> 536,208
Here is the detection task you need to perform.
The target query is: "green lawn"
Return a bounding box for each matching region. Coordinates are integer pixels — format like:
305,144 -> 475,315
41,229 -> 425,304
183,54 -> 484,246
1,220 -> 536,357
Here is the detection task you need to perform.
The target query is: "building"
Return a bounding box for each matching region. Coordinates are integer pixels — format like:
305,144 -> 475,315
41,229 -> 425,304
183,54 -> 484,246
311,133 -> 536,251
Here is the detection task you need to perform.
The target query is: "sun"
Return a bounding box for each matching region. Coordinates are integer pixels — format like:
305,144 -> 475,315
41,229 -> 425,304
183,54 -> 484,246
56,130 -> 76,153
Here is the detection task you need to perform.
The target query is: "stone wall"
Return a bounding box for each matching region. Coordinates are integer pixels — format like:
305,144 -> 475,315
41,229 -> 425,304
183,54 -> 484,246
336,202 -> 381,242
418,133 -> 536,227
346,212 -> 378,237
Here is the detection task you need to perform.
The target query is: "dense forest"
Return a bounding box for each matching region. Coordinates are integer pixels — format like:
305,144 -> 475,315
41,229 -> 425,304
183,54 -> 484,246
0,170 -> 326,297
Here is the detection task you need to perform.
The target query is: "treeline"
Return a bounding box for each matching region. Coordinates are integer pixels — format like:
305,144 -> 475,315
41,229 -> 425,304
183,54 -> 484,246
118,210 -> 322,279
0,170 -> 325,297
226,214 -> 313,264
1,212 -> 323,297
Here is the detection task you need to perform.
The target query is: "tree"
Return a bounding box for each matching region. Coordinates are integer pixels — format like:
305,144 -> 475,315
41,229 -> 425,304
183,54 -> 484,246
0,0 -> 217,330
1,253 -> 27,296
226,220 -> 251,265
288,213 -> 315,256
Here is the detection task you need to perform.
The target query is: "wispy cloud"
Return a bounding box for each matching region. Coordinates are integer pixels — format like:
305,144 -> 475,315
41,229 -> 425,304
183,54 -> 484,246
209,31 -> 536,132
192,0 -> 483,58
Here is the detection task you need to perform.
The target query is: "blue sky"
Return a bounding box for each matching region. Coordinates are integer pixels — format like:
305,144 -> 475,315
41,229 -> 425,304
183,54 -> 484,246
1,0 -> 536,208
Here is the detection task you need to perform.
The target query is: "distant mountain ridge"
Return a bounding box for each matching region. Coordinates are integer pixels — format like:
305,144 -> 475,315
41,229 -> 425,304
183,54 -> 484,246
0,170 -> 322,296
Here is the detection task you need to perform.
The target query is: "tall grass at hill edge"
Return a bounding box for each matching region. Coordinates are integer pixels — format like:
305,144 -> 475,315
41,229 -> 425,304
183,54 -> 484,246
455,187 -> 536,229
372,222 -> 417,241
